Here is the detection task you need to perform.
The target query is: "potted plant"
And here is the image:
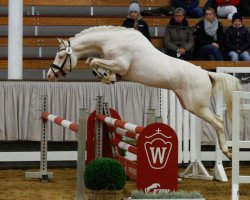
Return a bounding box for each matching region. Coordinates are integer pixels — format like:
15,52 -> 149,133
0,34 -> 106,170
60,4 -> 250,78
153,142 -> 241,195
84,157 -> 126,200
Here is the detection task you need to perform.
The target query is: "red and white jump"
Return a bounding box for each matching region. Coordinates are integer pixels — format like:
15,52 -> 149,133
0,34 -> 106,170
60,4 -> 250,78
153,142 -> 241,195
87,98 -> 179,192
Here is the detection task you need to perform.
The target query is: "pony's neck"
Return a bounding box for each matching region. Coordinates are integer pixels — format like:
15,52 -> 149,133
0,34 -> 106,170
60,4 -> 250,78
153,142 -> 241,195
70,34 -> 104,59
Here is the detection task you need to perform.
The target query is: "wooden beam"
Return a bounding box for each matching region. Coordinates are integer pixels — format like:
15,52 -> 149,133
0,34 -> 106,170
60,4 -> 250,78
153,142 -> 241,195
0,0 -> 92,6
1,16 -> 248,27
190,61 -> 235,69
0,16 -> 232,27
0,0 -> 206,7
0,59 -> 89,69
234,61 -> 250,67
0,36 -> 164,48
92,0 -> 172,7
1,59 -> 248,70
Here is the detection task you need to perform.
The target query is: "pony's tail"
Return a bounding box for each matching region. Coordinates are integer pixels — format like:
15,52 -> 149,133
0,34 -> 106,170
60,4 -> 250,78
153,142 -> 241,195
208,72 -> 242,120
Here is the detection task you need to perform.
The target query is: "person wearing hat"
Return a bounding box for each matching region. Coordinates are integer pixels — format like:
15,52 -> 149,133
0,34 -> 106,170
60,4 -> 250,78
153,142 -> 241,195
224,13 -> 250,61
122,2 -> 151,41
164,7 -> 194,60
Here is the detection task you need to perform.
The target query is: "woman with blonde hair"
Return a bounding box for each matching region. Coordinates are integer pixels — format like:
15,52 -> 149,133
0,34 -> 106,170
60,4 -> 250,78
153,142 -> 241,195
194,7 -> 224,60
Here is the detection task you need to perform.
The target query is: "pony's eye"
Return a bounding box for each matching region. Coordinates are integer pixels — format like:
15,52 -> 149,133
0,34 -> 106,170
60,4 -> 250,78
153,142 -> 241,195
58,51 -> 65,58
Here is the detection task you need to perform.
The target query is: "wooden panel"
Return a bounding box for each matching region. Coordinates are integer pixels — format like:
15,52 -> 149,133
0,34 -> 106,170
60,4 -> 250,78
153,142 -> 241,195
2,59 -> 247,70
0,37 -> 163,48
98,17 -> 124,26
0,59 -> 88,69
190,61 -> 235,70
151,37 -> 164,48
144,17 -> 168,27
0,37 -> 7,46
32,0 -> 92,6
0,0 -> 92,6
23,16 -> 98,26
2,16 -> 250,28
0,17 -> 8,25
1,0 -> 206,7
234,61 -> 250,67
91,0 -> 205,7
92,0 -> 172,7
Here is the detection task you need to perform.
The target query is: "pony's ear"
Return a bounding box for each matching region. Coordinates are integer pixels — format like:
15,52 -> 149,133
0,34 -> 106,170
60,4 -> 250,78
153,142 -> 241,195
57,38 -> 62,44
57,38 -> 66,47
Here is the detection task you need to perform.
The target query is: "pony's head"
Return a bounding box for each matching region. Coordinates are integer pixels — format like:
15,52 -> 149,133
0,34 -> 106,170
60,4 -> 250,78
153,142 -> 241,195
47,38 -> 77,81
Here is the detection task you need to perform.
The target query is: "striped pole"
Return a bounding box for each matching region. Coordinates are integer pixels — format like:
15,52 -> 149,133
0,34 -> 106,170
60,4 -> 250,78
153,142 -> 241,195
110,139 -> 137,155
109,126 -> 139,141
41,111 -> 78,132
96,114 -> 144,134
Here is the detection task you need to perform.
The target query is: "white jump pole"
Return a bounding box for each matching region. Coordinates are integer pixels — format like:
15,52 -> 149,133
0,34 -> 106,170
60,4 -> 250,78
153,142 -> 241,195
8,0 -> 23,79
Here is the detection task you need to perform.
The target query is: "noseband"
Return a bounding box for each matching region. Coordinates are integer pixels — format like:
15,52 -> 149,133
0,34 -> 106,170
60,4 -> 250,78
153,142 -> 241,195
50,41 -> 73,78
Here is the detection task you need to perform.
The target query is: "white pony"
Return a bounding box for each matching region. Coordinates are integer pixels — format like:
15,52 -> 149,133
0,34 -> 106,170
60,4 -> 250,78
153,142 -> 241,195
47,26 -> 242,159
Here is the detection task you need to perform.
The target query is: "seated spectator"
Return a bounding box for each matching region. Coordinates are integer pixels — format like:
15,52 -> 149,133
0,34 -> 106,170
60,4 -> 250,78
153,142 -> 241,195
238,0 -> 250,17
215,0 -> 239,20
224,13 -> 250,61
194,7 -> 224,60
122,2 -> 151,41
203,0 -> 216,11
172,0 -> 204,18
164,8 -> 194,60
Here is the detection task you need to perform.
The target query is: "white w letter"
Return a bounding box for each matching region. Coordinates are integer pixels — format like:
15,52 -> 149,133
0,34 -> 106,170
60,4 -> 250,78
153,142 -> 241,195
150,147 -> 167,164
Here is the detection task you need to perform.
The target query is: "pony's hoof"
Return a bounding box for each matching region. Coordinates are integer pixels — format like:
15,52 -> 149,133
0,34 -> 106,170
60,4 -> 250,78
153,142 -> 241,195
224,151 -> 232,160
86,57 -> 95,64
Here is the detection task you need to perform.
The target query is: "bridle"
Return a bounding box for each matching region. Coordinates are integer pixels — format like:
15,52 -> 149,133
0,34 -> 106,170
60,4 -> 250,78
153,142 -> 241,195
50,40 -> 73,78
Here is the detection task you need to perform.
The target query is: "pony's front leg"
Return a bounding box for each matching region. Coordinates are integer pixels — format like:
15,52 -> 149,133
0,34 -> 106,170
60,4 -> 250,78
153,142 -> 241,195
87,57 -> 128,84
88,57 -> 128,75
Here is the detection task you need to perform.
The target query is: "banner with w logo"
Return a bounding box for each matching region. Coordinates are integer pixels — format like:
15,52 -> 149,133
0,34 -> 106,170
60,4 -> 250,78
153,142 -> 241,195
137,123 -> 178,192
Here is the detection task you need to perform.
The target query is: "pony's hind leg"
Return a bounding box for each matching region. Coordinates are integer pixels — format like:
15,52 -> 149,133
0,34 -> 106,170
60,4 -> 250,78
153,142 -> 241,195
196,107 -> 232,160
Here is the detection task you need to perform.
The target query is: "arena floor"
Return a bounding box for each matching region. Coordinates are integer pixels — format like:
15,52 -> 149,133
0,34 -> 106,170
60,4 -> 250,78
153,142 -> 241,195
0,167 -> 249,200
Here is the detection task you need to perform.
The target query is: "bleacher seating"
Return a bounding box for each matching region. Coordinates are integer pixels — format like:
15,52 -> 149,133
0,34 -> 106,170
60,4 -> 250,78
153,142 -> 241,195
0,0 -> 250,74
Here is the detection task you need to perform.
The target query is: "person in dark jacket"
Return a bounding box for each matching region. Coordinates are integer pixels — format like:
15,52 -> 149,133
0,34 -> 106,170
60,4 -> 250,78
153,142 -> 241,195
194,7 -> 224,60
122,2 -> 151,41
172,0 -> 204,18
238,0 -> 250,17
164,7 -> 194,60
224,13 -> 250,61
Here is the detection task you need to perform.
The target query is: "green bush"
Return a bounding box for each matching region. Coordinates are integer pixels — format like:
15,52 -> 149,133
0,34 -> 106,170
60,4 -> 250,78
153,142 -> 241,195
84,157 -> 126,190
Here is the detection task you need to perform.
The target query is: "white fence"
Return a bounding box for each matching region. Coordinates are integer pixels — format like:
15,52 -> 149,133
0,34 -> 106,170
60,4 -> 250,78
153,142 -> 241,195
161,89 -> 213,180
232,91 -> 250,200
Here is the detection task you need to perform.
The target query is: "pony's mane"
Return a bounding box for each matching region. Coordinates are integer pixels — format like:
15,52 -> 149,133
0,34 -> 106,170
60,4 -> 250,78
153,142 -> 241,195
69,26 -> 132,41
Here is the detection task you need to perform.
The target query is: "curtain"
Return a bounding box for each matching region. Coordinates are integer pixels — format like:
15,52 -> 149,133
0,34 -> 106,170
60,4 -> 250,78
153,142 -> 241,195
0,81 -> 160,141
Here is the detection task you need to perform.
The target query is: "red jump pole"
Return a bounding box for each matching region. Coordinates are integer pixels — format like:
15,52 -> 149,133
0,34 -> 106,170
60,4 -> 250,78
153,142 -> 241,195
96,114 -> 144,134
41,111 -> 78,132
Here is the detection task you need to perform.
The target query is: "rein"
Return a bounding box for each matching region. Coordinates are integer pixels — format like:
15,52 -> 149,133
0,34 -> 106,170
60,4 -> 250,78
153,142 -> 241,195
50,41 -> 73,78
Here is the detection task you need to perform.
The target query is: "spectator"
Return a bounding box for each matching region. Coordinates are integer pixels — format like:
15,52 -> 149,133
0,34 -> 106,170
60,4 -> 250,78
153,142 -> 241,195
172,0 -> 204,18
164,7 -> 194,60
122,2 -> 151,41
224,13 -> 250,61
194,7 -> 224,60
215,0 -> 239,20
238,0 -> 250,17
203,0 -> 216,11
